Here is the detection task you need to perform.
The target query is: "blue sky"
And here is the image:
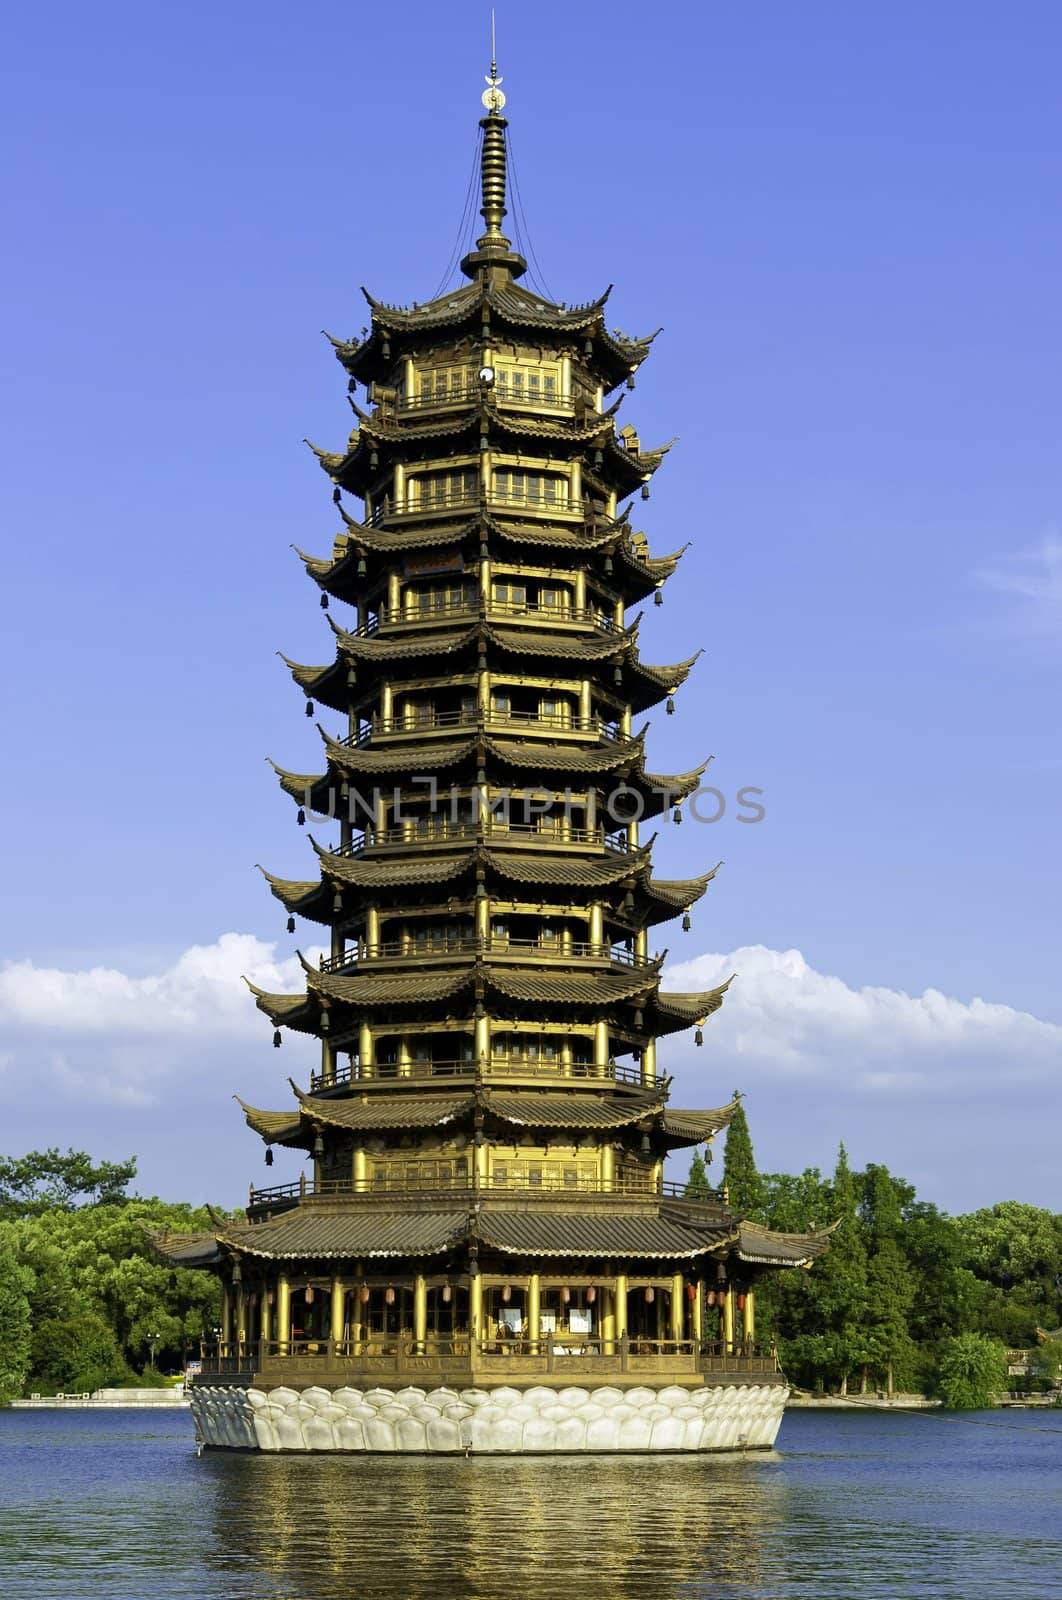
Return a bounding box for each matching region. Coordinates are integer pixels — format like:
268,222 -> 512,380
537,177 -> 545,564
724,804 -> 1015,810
0,1 -> 1059,1212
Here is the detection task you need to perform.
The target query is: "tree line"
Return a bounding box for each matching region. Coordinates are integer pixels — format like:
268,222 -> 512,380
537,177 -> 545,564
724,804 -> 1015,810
1,1135 -> 1060,1407
689,1097 -> 1062,1406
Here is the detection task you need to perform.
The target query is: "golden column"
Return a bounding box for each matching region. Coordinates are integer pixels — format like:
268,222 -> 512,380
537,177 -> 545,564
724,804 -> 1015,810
527,1273 -> 541,1353
276,1273 -> 291,1356
723,1284 -> 735,1352
615,1273 -> 629,1339
260,1288 -> 272,1345
601,1289 -> 616,1356
330,1276 -> 346,1351
413,1274 -> 428,1354
669,1273 -> 685,1342
469,1273 -> 483,1346
221,1285 -> 233,1347
691,1280 -> 704,1344
744,1290 -> 756,1345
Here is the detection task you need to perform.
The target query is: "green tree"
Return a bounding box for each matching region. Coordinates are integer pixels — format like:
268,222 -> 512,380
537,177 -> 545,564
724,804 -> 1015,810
684,1151 -> 713,1198
722,1094 -> 766,1220
0,1148 -> 137,1220
860,1164 -> 917,1396
30,1313 -> 129,1395
0,1251 -> 34,1403
937,1332 -> 1008,1409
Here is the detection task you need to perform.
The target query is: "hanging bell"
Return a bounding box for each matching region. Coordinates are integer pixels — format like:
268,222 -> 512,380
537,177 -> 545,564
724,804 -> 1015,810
305,700 -> 315,718
320,592 -> 329,609
673,806 -> 682,824
682,911 -> 691,933
593,448 -> 604,468
381,337 -> 391,361
480,540 -> 489,560
273,1030 -> 282,1049
641,484 -> 650,501
312,1133 -> 324,1159
623,889 -> 635,912
613,664 -> 623,686
654,589 -> 663,607
332,486 -> 341,504
603,555 -> 613,576
479,434 -> 489,453
695,1027 -> 704,1047
583,338 -> 593,357
332,891 -> 343,915
297,808 -> 306,826
265,1147 -> 274,1166
347,379 -> 356,395
320,1008 -> 331,1034
634,1008 -> 644,1029
626,374 -> 635,391
478,652 -> 487,672
369,448 -> 379,470
666,696 -> 675,716
347,667 -> 357,690
356,556 -> 368,578
287,916 -> 296,934
640,1132 -> 651,1155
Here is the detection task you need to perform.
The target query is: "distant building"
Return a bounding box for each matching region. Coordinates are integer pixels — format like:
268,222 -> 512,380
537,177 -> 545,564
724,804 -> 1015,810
154,57 -> 829,1454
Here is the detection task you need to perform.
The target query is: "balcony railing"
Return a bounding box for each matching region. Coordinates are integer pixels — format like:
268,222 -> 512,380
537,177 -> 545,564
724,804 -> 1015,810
342,600 -> 619,640
340,709 -> 622,748
247,1173 -> 723,1209
330,820 -> 631,856
196,1335 -> 780,1382
370,490 -> 585,527
309,1055 -> 658,1093
316,938 -> 655,975
393,385 -> 574,416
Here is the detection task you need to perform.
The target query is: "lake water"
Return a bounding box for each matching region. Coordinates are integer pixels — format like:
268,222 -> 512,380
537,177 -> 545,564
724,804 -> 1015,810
1,1407 -> 1060,1599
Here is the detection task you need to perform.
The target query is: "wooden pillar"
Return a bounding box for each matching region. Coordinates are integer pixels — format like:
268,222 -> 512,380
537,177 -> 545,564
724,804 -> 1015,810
561,1039 -> 573,1077
579,679 -> 591,724
475,893 -> 490,945
393,462 -> 406,509
277,1274 -> 291,1355
588,902 -> 604,950
358,1021 -> 374,1078
353,1143 -> 368,1191
573,567 -> 586,612
365,905 -> 381,954
670,1273 -> 685,1342
621,704 -> 632,736
330,1276 -> 345,1350
414,1274 -> 428,1354
745,1290 -> 756,1345
398,1038 -> 412,1077
570,461 -> 582,503
634,928 -> 648,961
260,1287 -> 272,1345
641,1038 -> 657,1086
380,682 -> 394,724
221,1285 -> 232,1347
352,1267 -> 365,1347
723,1285 -> 735,1353
601,1143 -> 614,1189
474,1012 -> 490,1064
528,1273 -> 541,1354
615,1274 -> 628,1339
692,1280 -> 704,1344
628,818 -> 640,849
320,1040 -> 336,1087
235,1282 -> 246,1353
387,571 -> 401,613
480,556 -> 492,602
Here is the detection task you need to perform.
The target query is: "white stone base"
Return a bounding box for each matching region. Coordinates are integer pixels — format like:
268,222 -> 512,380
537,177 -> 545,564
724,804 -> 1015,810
190,1381 -> 787,1453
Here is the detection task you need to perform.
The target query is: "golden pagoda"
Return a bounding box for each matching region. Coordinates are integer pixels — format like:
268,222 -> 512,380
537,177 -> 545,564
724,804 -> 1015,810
158,59 -> 830,1454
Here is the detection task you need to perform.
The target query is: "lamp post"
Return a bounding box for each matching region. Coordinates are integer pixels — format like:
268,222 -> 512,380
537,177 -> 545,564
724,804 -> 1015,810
147,1332 -> 160,1370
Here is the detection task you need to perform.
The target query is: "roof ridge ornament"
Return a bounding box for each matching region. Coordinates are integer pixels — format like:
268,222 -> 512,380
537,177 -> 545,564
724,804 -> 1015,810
461,12 -> 527,281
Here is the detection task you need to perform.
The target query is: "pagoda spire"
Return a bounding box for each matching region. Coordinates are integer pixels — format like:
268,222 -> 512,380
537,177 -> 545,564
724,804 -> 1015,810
461,16 -> 527,281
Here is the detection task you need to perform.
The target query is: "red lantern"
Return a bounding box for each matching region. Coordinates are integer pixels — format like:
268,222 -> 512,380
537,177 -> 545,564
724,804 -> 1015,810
502,1284 -> 512,1303
645,1287 -> 655,1305
359,1285 -> 370,1305
561,1286 -> 571,1304
706,1290 -> 716,1308
586,1286 -> 596,1304
686,1283 -> 697,1301
737,1293 -> 746,1311
385,1287 -> 396,1306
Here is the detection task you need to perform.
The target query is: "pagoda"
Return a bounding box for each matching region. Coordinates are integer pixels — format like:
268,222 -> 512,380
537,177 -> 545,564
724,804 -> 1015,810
157,60 -> 831,1454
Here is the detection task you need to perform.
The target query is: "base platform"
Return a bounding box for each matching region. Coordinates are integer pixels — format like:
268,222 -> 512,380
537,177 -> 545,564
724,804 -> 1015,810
190,1380 -> 787,1453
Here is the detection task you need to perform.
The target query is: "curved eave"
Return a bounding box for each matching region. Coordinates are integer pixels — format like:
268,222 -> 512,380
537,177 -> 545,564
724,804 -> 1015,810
735,1219 -> 837,1268
644,865 -> 721,917
245,980 -> 319,1034
236,1096 -> 303,1146
257,865 -> 331,923
650,977 -> 733,1035
659,1097 -> 742,1147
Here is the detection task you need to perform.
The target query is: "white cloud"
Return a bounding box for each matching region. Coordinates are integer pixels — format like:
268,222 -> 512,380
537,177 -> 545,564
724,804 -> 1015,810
0,933 -> 320,1037
974,528 -> 1062,633
664,944 -> 1062,1089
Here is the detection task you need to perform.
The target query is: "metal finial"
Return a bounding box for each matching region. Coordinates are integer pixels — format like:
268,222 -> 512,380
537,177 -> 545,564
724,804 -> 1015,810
482,9 -> 505,111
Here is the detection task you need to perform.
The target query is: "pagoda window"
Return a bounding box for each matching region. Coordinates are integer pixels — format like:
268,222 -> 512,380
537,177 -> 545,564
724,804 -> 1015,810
494,362 -> 561,406
417,365 -> 473,405
407,580 -> 476,616
491,690 -> 512,716
539,695 -> 572,728
492,580 -> 528,610
538,585 -> 570,613
493,468 -> 568,508
412,468 -> 479,509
